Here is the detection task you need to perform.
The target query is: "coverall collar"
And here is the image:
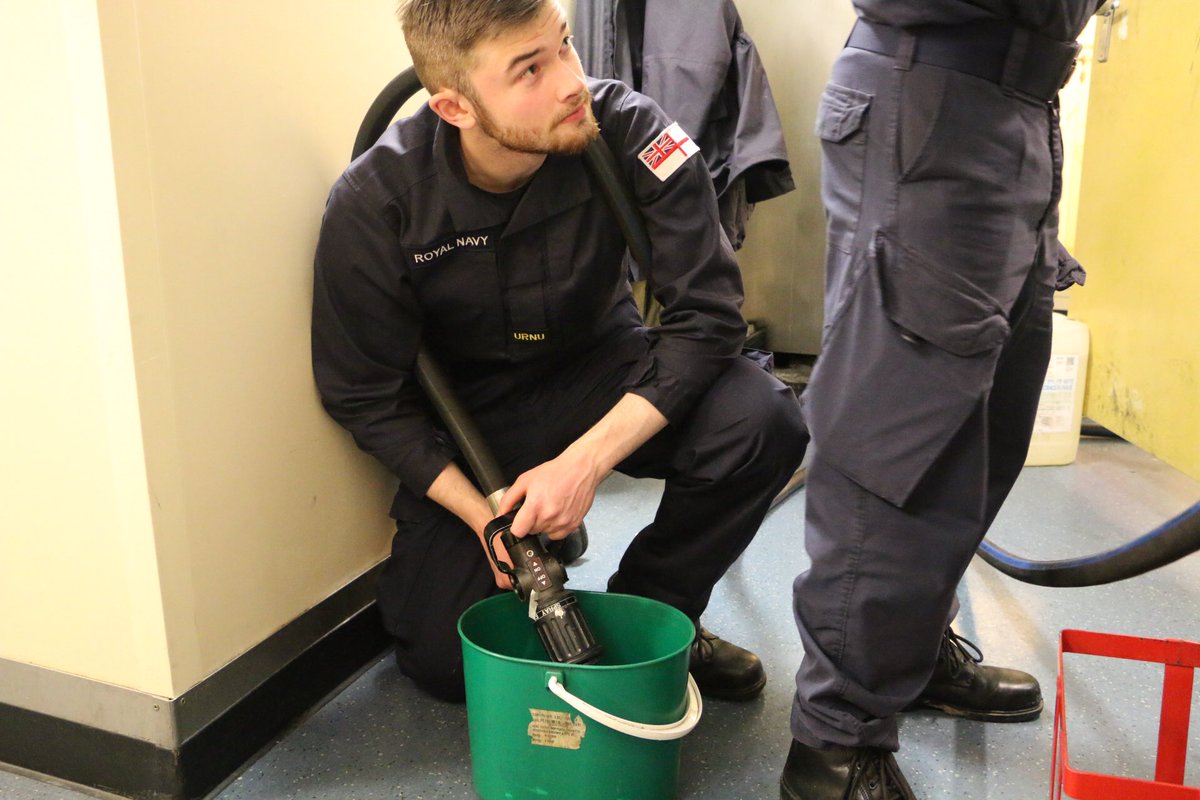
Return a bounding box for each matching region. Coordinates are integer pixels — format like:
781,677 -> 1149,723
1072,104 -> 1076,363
433,118 -> 593,239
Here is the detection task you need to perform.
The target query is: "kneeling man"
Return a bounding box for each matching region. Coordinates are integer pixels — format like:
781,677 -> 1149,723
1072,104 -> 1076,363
312,0 -> 807,702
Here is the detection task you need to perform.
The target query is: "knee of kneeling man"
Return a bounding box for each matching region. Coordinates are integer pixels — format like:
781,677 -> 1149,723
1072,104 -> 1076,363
394,643 -> 467,702
756,384 -> 808,452
714,386 -> 806,474
747,395 -> 808,481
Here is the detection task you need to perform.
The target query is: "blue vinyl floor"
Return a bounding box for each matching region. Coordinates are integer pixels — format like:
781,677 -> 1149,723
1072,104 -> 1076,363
4,435 -> 1199,799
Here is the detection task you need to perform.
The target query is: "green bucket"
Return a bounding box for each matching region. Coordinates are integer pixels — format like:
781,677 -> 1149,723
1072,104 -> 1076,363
458,590 -> 702,800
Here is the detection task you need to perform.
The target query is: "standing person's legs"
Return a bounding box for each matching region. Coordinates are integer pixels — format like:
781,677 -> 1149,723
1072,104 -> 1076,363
784,36 -> 1060,796
787,258 -> 1054,768
791,400 -> 992,750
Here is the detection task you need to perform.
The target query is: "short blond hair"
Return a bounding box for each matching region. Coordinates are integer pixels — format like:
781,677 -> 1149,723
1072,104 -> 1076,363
400,0 -> 551,94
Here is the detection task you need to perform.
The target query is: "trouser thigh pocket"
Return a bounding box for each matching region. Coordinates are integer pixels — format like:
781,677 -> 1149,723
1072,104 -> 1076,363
803,235 -> 1009,507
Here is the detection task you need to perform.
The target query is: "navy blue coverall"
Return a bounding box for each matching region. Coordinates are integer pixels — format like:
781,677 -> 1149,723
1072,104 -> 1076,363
792,1 -> 1098,751
312,79 -> 806,700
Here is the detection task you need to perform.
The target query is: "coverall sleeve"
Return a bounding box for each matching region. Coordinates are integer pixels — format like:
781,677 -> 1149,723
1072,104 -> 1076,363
311,175 -> 456,498
607,87 -> 748,424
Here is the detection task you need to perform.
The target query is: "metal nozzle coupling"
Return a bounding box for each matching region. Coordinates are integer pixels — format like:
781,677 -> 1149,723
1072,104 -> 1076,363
484,514 -> 603,665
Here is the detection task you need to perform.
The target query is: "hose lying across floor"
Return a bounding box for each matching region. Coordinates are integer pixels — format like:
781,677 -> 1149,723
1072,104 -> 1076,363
352,66 -> 1200,588
977,501 -> 1200,587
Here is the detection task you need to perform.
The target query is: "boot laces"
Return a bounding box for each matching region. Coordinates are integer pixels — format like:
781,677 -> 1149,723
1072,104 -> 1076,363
693,627 -> 718,662
940,629 -> 984,679
852,749 -> 913,799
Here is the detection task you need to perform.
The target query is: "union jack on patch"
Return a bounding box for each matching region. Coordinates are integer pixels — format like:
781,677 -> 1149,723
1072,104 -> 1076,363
637,122 -> 699,182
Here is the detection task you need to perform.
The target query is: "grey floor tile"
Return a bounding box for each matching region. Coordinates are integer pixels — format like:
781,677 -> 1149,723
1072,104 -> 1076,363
0,768 -> 107,800
5,436 -> 1199,799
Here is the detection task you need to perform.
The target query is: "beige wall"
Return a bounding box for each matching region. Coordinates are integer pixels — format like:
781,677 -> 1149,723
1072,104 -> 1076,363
2,1 -> 412,698
1,0 -> 173,696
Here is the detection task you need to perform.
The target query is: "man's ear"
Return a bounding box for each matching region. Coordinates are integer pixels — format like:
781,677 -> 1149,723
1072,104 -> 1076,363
428,89 -> 477,130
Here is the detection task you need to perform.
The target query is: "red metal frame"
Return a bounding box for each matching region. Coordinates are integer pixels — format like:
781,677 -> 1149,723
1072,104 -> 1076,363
1052,629 -> 1200,799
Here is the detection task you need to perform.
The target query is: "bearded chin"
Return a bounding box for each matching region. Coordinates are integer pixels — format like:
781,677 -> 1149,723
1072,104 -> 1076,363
475,103 -> 601,156
554,118 -> 601,155
490,119 -> 600,156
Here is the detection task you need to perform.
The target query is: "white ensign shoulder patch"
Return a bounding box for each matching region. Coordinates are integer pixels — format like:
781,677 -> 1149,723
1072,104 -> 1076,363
637,122 -> 700,182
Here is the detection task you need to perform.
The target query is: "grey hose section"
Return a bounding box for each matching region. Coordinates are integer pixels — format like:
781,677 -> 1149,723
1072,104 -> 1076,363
351,67 -> 1200,586
1081,420 -> 1122,439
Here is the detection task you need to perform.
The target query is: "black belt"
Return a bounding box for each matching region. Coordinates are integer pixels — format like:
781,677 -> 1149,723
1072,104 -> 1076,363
846,18 -> 1080,103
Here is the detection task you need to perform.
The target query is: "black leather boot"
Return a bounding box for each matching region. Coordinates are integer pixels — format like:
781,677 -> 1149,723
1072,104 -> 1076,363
605,574 -> 765,700
688,627 -> 767,700
905,628 -> 1043,722
780,740 -> 916,800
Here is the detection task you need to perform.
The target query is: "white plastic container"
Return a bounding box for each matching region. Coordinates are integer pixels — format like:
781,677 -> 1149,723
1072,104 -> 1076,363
1025,313 -> 1091,466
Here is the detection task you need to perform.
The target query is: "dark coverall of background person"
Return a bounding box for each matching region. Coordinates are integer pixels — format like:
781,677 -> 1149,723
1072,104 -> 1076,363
311,74 -> 806,703
573,0 -> 796,250
783,1 -> 1101,797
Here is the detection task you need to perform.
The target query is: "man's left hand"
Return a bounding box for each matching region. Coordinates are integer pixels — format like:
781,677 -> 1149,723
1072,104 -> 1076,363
497,392 -> 668,540
497,448 -> 605,540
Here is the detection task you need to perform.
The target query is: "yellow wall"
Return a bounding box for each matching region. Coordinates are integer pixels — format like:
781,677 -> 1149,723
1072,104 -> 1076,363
2,1 -> 412,698
1072,0 -> 1200,480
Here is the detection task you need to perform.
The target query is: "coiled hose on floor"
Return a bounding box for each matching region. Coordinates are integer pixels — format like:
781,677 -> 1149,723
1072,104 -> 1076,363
352,67 -> 1200,588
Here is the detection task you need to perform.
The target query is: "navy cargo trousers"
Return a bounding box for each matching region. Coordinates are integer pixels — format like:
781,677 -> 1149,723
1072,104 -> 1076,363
791,31 -> 1063,750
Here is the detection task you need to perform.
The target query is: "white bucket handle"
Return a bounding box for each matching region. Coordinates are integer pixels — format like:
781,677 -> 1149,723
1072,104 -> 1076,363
545,673 -> 703,741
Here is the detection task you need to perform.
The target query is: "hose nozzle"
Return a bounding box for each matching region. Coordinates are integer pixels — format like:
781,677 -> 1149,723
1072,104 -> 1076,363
485,514 -> 603,665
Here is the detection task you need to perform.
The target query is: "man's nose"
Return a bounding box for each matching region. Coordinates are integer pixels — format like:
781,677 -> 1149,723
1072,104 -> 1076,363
554,60 -> 586,102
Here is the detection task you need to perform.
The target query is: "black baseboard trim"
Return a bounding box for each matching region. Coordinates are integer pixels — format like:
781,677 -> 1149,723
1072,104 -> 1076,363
0,605 -> 391,800
179,606 -> 390,798
0,703 -> 181,799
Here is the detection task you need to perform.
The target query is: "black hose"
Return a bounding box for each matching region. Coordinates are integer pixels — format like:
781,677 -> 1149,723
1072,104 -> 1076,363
977,501 -> 1200,587
581,137 -> 653,270
351,69 -> 424,162
414,349 -> 508,497
351,69 -> 509,501
582,137 -> 657,317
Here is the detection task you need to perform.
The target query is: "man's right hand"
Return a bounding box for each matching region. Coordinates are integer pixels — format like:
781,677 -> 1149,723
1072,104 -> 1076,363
425,463 -> 515,590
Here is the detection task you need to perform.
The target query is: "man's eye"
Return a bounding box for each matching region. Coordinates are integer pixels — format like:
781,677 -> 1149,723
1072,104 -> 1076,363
561,35 -> 574,51
525,63 -> 540,77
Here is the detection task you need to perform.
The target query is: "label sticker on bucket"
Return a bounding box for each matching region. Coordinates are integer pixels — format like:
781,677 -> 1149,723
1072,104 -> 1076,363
527,709 -> 586,749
